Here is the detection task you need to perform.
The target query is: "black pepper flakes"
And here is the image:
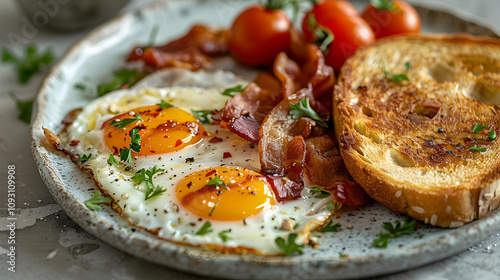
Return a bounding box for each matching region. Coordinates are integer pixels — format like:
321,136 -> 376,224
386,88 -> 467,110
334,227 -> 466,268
185,157 -> 194,163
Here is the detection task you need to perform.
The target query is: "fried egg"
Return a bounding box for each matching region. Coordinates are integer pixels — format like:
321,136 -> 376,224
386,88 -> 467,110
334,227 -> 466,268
60,69 -> 335,255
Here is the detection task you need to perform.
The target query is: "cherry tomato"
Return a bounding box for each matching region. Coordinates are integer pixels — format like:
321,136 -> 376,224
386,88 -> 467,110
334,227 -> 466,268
229,5 -> 292,67
302,0 -> 359,42
321,15 -> 375,73
361,0 -> 421,39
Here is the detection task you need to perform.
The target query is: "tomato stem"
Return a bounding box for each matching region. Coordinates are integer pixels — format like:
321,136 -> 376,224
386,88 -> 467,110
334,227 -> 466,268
261,0 -> 302,23
370,0 -> 401,12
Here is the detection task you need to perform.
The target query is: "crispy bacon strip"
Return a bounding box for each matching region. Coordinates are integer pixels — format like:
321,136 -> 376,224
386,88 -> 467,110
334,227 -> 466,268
273,52 -> 301,98
219,73 -> 282,144
259,87 -> 315,201
305,135 -> 371,207
127,25 -> 229,71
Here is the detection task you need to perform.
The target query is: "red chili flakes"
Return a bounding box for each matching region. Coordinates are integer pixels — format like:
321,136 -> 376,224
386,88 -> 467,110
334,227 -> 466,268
205,170 -> 217,177
175,139 -> 183,147
69,140 -> 80,146
223,152 -> 232,159
209,137 -> 222,143
336,215 -> 341,219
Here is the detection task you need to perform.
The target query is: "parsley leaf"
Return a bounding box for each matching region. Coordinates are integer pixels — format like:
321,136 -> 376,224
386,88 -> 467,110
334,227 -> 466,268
339,252 -> 348,258
129,128 -> 142,152
373,219 -> 417,248
97,69 -> 147,97
2,46 -> 54,84
469,145 -> 486,152
120,148 -> 133,163
157,100 -> 174,110
489,130 -> 497,141
84,190 -> 112,211
206,176 -> 228,190
220,85 -> 245,97
289,97 -> 328,128
275,233 -> 305,255
370,0 -> 400,12
404,62 -> 412,71
209,202 -> 219,216
472,123 -> 488,133
196,221 -> 213,235
327,201 -> 341,211
74,83 -> 86,91
310,186 -> 330,198
146,24 -> 160,48
75,153 -> 92,163
191,109 -> 212,125
383,66 -> 409,83
110,114 -> 142,129
9,92 -> 33,123
218,230 -> 232,242
108,152 -> 119,166
321,220 -> 341,233
132,166 -> 166,200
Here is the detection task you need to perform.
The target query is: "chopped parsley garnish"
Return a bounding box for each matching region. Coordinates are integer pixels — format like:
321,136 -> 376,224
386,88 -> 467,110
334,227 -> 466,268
220,85 -> 245,97
339,252 -> 347,258
119,128 -> 142,163
489,130 -> 497,141
191,109 -> 212,125
373,219 -> 417,248
97,68 -> 147,97
289,97 -> 328,128
209,202 -> 219,216
9,92 -> 33,123
370,0 -> 400,12
275,233 -> 305,255
146,24 -> 160,47
472,123 -> 488,133
404,62 -> 412,71
74,83 -> 86,91
218,230 -> 232,242
110,114 -> 142,129
310,186 -> 330,198
157,100 -> 174,110
206,176 -> 228,190
131,165 -> 166,200
120,148 -> 133,163
327,201 -> 340,211
2,46 -> 54,84
196,221 -> 213,235
108,152 -> 118,166
321,220 -> 341,233
84,190 -> 112,211
308,14 -> 334,52
383,66 -> 409,83
469,145 -> 486,152
75,153 -> 92,163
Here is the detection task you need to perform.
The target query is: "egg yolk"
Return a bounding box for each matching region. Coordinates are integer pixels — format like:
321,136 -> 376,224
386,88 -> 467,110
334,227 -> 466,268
102,105 -> 205,156
176,167 -> 275,221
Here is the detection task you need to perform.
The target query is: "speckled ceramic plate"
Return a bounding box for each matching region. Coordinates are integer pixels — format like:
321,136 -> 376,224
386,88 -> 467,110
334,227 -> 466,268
30,1 -> 500,279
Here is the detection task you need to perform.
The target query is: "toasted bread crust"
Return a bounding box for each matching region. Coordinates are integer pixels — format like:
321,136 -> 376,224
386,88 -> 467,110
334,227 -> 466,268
334,34 -> 500,227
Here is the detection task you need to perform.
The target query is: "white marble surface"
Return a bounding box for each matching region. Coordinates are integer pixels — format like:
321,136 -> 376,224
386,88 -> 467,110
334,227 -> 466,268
0,0 -> 499,279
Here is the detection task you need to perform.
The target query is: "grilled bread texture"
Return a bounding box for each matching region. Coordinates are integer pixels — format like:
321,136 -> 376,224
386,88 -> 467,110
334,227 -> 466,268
333,34 -> 500,227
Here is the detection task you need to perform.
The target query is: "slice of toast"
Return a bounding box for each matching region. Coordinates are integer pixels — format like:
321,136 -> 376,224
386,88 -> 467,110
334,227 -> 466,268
333,34 -> 500,227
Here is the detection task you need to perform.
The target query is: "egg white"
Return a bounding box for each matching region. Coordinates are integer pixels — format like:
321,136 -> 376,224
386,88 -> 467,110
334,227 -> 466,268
61,69 -> 335,255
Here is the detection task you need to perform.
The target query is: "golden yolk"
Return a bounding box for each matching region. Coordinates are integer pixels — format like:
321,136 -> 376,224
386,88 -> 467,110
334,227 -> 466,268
102,105 -> 205,156
176,167 -> 275,221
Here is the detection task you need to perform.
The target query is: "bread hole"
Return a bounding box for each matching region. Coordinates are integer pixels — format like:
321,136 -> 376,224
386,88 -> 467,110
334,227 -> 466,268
362,106 -> 374,117
389,149 -> 416,168
354,122 -> 368,137
427,63 -> 457,82
359,155 -> 373,165
464,81 -> 500,106
368,132 -> 383,144
354,145 -> 365,157
460,55 -> 500,75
